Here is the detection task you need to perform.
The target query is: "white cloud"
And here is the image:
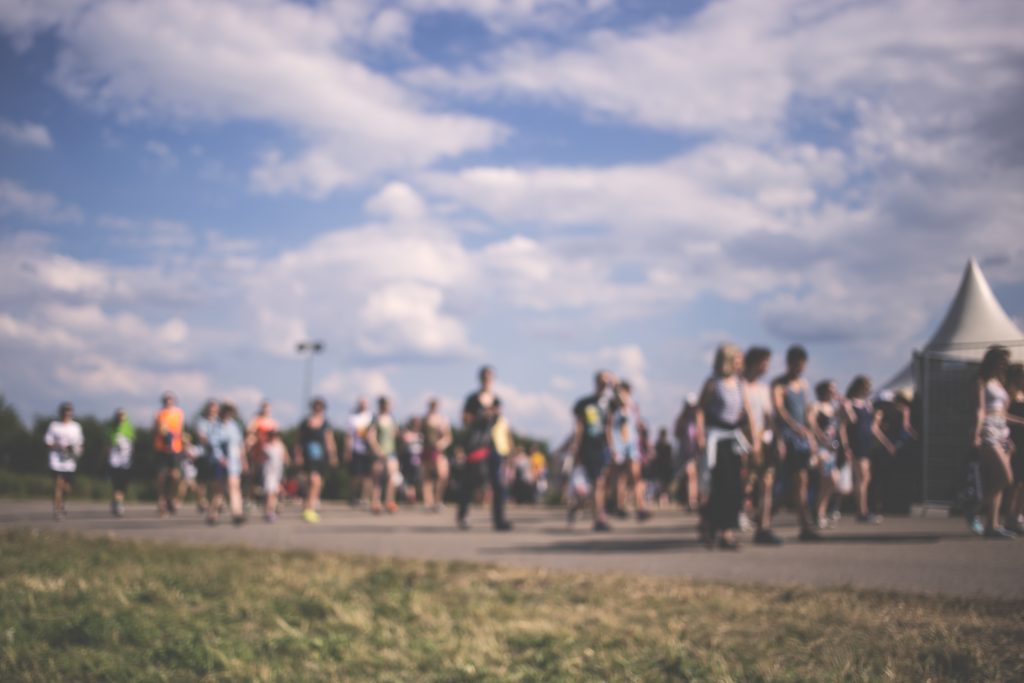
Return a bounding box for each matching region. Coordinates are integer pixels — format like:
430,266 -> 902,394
357,282 -> 473,358
364,181 -> 428,221
318,368 -> 394,403
0,118 -> 53,148
11,0 -> 504,197
402,0 -> 614,33
0,178 -> 82,223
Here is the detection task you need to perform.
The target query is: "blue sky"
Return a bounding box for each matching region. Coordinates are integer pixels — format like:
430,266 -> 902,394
1,0 -> 1022,441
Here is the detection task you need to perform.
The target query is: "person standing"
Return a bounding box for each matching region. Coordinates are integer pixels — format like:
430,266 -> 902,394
742,346 -> 781,545
194,400 -> 220,515
262,430 -> 289,523
213,402 -> 246,525
246,400 -> 279,509
569,371 -> 616,532
399,416 -> 425,504
771,345 -> 820,542
367,396 -> 401,514
695,344 -> 753,550
153,391 -> 185,517
652,428 -> 674,509
810,381 -> 845,529
422,398 -> 452,511
1004,363 -> 1024,533
45,402 -> 83,520
107,408 -> 135,517
842,376 -> 891,524
972,346 -> 1018,539
344,398 -> 374,509
457,366 -> 512,531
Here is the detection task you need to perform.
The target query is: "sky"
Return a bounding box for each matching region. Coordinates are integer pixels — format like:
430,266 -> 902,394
1,0 -> 1023,442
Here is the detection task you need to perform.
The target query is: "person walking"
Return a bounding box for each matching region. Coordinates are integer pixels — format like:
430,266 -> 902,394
972,346 -> 1019,539
743,346 -> 782,545
367,396 -> 401,514
294,397 -> 338,523
457,366 -> 512,531
344,398 -> 374,509
771,345 -> 820,542
422,398 -> 452,511
45,402 -> 83,520
569,371 -> 616,532
153,392 -> 185,517
107,408 -> 135,517
607,381 -> 651,521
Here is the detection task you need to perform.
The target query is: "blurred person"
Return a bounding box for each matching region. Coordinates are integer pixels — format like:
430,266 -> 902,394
843,377 -> 890,524
246,400 -> 279,507
294,397 -> 338,523
345,398 -> 374,509
772,345 -> 820,541
1005,363 -> 1024,533
972,346 -> 1017,539
695,344 -> 753,550
45,402 -> 83,520
193,400 -> 220,514
530,449 -> 548,501
743,346 -> 782,545
810,381 -> 845,529
569,371 -> 616,532
652,428 -> 674,508
367,396 -> 401,514
399,416 -> 425,504
153,391 -> 185,516
422,398 -> 452,511
107,408 -> 135,517
457,365 -> 512,531
607,381 -> 651,521
178,432 -> 201,510
262,430 -> 289,523
673,394 -> 700,511
216,402 -> 246,525
876,389 -> 918,514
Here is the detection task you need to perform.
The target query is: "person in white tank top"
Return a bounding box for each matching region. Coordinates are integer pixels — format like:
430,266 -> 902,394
973,346 -> 1021,539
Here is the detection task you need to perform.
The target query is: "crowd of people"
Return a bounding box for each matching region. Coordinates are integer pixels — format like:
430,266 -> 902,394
42,343 -> 1024,544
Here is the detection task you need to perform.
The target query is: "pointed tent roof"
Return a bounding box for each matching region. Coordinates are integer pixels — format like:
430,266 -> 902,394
881,258 -> 1024,392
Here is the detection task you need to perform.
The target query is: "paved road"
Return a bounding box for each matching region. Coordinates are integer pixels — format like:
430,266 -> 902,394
2,499 -> 1020,598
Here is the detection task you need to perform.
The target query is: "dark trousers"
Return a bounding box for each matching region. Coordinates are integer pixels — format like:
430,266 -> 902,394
705,445 -> 743,533
457,449 -> 507,526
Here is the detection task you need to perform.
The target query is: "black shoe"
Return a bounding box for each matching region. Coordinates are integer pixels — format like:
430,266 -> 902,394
566,507 -> 577,526
593,519 -> 611,532
753,529 -> 783,546
457,518 -> 470,530
232,516 -> 245,526
494,521 -> 513,532
798,529 -> 823,542
636,509 -> 652,522
206,517 -> 217,526
613,508 -> 629,520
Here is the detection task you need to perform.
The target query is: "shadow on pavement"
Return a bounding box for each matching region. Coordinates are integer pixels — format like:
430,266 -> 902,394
482,537 -> 706,555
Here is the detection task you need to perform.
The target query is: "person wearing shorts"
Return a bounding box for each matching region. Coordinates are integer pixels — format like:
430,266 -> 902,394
570,371 -> 615,532
208,402 -> 246,525
422,398 -> 452,511
45,402 -> 83,520
608,381 -> 651,522
193,400 -> 220,513
772,345 -> 820,542
399,417 -> 424,504
107,408 -> 135,517
246,401 -> 279,508
153,391 -> 185,517
295,397 -> 337,523
367,396 -> 401,514
457,366 -> 512,531
742,346 -> 782,545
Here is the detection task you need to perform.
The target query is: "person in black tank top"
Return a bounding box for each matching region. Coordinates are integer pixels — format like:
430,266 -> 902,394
293,397 -> 337,524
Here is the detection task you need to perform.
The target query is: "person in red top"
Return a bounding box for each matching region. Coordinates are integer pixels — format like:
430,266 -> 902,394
153,391 -> 185,517
246,400 -> 279,506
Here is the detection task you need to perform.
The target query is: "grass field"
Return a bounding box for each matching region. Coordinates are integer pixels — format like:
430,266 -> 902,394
1,529 -> 1021,682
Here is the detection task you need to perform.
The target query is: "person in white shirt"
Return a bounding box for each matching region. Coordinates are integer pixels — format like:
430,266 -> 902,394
45,402 -> 84,520
344,398 -> 374,508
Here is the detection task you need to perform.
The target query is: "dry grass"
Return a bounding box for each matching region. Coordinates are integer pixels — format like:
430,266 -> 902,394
0,529 -> 1021,682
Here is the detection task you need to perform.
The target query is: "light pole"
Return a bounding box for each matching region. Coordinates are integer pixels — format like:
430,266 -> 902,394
296,340 -> 324,409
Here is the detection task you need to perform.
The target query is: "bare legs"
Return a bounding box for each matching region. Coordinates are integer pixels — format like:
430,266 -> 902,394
423,457 -> 449,510
52,474 -> 71,517
980,443 -> 1014,532
156,466 -> 181,516
855,458 -> 871,518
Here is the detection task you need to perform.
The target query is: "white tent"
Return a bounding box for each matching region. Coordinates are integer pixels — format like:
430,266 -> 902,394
881,258 -> 1024,393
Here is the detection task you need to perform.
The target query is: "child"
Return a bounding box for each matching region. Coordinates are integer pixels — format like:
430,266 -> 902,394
262,430 -> 289,522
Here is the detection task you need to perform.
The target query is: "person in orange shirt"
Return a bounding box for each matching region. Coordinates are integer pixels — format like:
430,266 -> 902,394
246,400 -> 279,506
153,391 -> 185,516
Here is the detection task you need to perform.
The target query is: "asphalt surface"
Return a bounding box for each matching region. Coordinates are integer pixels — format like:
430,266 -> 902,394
2,499 -> 1020,598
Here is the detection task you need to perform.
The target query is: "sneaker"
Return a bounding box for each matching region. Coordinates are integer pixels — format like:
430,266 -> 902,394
857,514 -> 881,525
817,515 -> 830,530
737,513 -> 753,532
1006,519 -> 1024,534
830,509 -> 842,522
636,509 -> 652,523
968,516 -> 985,536
798,529 -> 824,542
386,502 -> 398,514
232,516 -> 245,526
264,512 -> 277,523
494,520 -> 513,532
567,507 -> 577,527
593,519 -> 611,532
753,529 -> 783,546
302,509 -> 321,524
370,503 -> 383,515
718,535 -> 740,551
613,507 -> 628,520
983,527 -> 1016,540
433,502 -> 446,513
205,517 -> 217,526
457,518 -> 470,531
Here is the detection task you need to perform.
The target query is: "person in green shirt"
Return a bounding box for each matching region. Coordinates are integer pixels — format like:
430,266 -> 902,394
108,408 -> 135,517
367,396 -> 401,514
